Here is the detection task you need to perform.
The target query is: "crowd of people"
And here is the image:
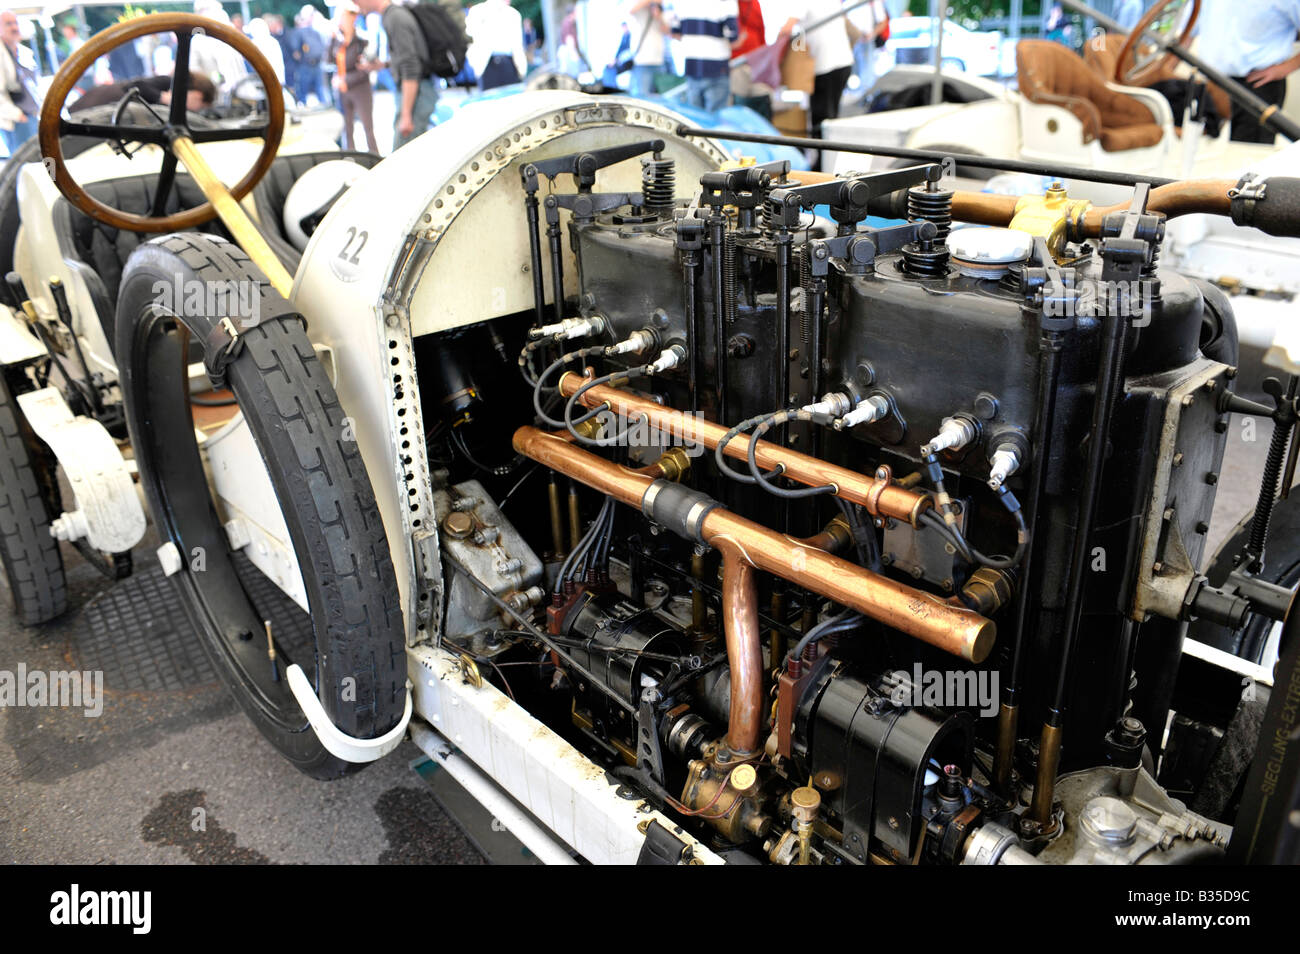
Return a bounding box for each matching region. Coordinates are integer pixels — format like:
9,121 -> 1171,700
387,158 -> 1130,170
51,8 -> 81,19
1,1 -> 897,156
2,1 -> 1296,157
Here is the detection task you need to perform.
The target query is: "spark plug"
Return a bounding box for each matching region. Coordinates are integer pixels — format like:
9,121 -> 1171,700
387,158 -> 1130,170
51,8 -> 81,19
646,344 -> 687,374
922,416 -> 978,456
987,443 -> 1022,490
837,394 -> 891,430
528,315 -> 606,341
801,392 -> 853,418
605,328 -> 657,357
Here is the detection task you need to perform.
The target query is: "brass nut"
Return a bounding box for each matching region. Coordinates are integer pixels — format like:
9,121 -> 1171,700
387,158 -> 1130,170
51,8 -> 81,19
655,446 -> 692,483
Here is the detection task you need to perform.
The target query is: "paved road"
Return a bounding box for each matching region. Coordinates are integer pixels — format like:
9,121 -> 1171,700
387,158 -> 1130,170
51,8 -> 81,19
0,531 -> 484,865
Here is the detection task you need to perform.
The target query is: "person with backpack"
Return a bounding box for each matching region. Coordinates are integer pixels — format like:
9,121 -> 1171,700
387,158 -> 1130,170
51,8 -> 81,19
466,0 -> 527,92
357,0 -> 468,149
289,5 -> 330,106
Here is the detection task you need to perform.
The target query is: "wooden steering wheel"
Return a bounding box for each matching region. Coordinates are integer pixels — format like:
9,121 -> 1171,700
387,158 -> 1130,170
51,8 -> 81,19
1115,0 -> 1200,87
38,13 -> 285,234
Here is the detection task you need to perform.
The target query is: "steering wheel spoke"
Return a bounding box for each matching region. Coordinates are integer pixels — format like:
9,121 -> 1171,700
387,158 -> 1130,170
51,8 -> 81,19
189,124 -> 271,144
59,118 -> 168,146
169,27 -> 193,127
151,152 -> 180,218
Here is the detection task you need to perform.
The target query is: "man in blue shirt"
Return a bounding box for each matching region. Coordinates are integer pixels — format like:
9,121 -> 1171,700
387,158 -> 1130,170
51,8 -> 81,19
673,0 -> 739,112
1197,0 -> 1300,142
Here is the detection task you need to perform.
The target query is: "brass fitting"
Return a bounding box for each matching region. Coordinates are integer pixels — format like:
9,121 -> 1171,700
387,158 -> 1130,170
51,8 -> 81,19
791,786 -> 821,865
681,755 -> 772,843
1009,182 -> 1092,262
960,567 -> 1015,616
653,446 -> 692,483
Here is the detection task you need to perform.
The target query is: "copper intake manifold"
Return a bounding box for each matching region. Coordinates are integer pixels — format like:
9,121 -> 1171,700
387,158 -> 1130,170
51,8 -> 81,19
512,426 -> 995,756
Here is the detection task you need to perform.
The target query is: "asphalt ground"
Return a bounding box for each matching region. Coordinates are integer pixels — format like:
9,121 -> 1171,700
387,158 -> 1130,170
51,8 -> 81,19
0,523 -> 486,865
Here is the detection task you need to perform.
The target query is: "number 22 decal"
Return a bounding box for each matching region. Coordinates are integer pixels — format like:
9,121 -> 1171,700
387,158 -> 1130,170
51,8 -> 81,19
339,227 -> 368,266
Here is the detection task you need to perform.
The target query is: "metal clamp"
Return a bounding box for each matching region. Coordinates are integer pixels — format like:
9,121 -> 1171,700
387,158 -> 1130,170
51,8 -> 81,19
203,312 -> 308,388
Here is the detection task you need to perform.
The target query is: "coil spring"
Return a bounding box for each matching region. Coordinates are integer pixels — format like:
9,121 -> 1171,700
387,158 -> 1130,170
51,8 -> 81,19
1248,415 -> 1292,560
797,245 -> 813,345
907,184 -> 954,243
641,157 -> 676,213
1143,243 -> 1160,276
901,241 -> 949,277
723,230 -> 737,323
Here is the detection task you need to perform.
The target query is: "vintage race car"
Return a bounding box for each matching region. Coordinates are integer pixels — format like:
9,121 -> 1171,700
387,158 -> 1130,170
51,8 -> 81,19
3,12 -> 1300,866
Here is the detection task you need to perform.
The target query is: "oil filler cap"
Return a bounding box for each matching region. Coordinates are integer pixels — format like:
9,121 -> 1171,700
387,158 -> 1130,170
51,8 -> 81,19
946,227 -> 1033,279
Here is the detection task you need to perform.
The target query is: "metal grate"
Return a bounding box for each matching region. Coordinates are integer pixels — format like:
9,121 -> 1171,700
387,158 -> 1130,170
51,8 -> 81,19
77,554 -> 316,692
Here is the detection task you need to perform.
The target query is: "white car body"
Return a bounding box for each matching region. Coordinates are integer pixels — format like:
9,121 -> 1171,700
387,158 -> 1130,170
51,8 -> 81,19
884,17 -> 1005,77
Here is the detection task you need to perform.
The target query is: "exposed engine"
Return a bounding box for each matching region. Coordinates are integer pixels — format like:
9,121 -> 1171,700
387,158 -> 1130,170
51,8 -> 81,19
417,139 -> 1292,865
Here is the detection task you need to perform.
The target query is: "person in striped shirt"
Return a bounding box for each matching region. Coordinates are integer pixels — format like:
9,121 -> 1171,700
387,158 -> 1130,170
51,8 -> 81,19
672,0 -> 740,112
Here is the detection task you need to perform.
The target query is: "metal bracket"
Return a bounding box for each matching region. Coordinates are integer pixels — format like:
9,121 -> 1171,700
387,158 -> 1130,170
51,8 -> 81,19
16,387 -> 145,554
286,664 -> 413,763
769,163 -> 940,231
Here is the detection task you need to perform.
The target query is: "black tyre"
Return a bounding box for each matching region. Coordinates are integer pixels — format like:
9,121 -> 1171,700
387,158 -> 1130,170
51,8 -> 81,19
0,371 -> 67,625
115,234 -> 405,779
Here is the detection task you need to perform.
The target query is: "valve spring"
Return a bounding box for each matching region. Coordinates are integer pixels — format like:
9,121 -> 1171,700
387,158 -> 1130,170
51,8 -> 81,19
797,246 -> 813,345
1143,244 -> 1161,276
723,230 -> 738,323
1248,414 -> 1292,560
901,241 -> 949,277
907,184 -> 954,243
641,157 -> 676,213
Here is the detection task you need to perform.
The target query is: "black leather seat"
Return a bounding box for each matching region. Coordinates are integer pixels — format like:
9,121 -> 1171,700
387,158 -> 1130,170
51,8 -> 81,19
51,149 -> 380,344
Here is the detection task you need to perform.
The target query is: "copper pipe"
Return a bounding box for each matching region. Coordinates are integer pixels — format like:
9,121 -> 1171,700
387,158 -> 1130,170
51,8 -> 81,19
1079,180 -> 1235,236
769,587 -> 787,673
557,374 -> 931,526
567,482 -> 582,551
513,427 -> 995,663
1028,723 -> 1063,828
951,192 -> 1020,227
716,540 -> 763,756
703,509 -> 993,662
919,182 -> 1238,237
993,702 -> 1018,795
789,173 -> 1239,237
690,547 -> 708,632
547,473 -> 566,557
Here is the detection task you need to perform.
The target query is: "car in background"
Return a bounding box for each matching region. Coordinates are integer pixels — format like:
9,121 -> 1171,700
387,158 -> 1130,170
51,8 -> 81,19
884,16 -> 1005,77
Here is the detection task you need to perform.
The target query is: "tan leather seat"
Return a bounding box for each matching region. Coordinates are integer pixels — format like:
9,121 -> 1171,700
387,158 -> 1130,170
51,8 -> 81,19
1017,39 -> 1163,151
1083,32 -> 1233,125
